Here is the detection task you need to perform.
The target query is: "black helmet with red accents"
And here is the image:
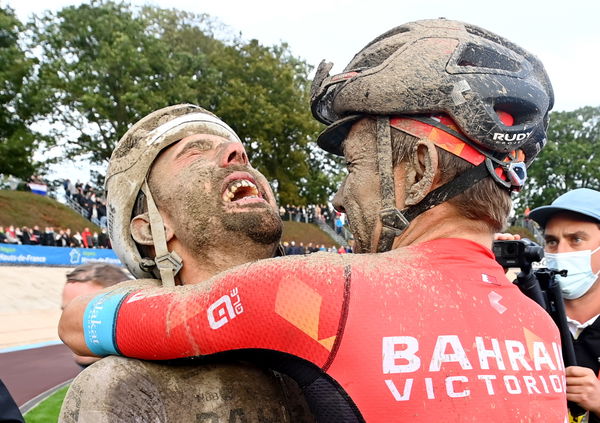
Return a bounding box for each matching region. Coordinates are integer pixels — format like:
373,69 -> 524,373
310,18 -> 554,164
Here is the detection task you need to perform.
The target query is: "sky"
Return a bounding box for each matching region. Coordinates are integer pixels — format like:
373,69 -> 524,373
5,0 -> 600,182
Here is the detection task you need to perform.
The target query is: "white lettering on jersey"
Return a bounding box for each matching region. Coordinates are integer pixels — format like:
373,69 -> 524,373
505,340 -> 532,371
429,335 -> 473,372
383,336 -> 421,373
381,335 -> 564,403
533,341 -> 557,370
475,337 -> 506,370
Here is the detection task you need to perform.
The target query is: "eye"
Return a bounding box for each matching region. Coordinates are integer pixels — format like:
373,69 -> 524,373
177,140 -> 214,159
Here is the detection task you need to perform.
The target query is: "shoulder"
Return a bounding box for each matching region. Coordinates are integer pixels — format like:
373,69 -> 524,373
202,252 -> 349,292
61,357 -> 315,422
233,252 -> 347,274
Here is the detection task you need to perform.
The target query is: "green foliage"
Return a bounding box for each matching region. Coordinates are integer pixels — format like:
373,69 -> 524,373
207,39 -> 328,204
28,1 -> 184,165
27,1 -> 338,203
24,385 -> 69,423
0,6 -> 39,179
515,106 -> 600,212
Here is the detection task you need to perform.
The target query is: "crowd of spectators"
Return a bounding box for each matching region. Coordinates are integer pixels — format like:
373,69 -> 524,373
63,179 -> 107,227
0,225 -> 111,249
283,241 -> 353,255
280,204 -> 349,236
279,204 -> 331,224
2,192 -> 349,253
0,224 -> 349,255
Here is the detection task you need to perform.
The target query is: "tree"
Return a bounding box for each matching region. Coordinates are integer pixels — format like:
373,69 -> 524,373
0,6 -> 38,179
28,1 -> 200,167
515,106 -> 600,211
29,1 -> 340,203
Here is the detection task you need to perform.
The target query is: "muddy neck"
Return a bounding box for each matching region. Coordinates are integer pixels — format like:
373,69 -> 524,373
174,244 -> 276,286
391,203 -> 494,251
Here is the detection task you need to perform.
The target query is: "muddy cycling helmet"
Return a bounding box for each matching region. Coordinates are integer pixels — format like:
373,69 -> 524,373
311,18 -> 553,164
310,19 -> 554,251
105,104 -> 241,284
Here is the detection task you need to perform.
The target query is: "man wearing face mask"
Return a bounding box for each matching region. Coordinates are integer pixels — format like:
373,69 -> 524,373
530,188 -> 600,420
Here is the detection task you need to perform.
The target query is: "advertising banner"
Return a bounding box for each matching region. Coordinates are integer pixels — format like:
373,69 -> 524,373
0,244 -> 121,267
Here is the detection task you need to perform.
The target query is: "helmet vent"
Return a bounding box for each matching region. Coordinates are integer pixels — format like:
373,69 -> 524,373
457,43 -> 520,73
352,43 -> 405,69
494,101 -> 539,126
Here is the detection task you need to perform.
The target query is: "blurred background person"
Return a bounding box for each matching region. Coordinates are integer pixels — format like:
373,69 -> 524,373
61,263 -> 131,367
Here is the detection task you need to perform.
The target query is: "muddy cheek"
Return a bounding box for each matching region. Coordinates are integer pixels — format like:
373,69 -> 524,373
173,186 -> 218,251
344,179 -> 380,253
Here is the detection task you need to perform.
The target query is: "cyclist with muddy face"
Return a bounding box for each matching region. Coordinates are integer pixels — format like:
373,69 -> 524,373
59,105 -> 314,422
61,20 -> 566,421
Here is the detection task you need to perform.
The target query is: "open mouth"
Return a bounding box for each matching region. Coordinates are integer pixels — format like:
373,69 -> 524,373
221,178 -> 263,203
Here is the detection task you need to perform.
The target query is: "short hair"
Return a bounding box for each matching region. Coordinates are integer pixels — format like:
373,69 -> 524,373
385,120 -> 512,233
65,263 -> 131,288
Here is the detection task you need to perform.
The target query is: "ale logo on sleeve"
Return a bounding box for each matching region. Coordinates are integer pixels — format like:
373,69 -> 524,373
208,288 -> 243,330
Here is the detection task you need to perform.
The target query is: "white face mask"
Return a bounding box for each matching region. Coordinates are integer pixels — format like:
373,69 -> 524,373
545,246 -> 600,300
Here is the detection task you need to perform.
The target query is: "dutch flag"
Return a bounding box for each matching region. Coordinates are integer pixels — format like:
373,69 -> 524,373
28,183 -> 48,196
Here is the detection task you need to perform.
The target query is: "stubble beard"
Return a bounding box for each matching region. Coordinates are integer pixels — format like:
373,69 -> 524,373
176,188 -> 282,256
222,207 -> 283,246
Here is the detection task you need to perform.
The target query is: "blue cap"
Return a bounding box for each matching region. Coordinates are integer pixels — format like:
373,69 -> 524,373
529,188 -> 600,228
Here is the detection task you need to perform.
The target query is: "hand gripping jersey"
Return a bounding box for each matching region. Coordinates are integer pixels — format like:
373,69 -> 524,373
85,239 -> 568,422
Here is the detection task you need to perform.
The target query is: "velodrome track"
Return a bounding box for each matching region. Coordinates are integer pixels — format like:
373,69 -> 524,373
0,265 -> 82,411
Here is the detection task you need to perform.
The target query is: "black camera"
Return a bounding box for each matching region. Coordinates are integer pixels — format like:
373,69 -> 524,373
492,238 -> 544,269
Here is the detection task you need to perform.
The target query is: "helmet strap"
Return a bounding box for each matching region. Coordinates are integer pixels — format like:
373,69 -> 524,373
141,180 -> 182,287
401,160 -> 490,223
375,117 -> 409,252
374,116 -> 492,252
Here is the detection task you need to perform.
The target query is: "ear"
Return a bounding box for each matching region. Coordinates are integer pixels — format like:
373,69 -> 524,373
130,213 -> 153,245
130,213 -> 175,245
403,139 -> 439,206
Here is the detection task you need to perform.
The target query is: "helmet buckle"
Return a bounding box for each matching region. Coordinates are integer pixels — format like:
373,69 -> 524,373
485,157 -> 527,192
380,208 -> 409,236
154,251 -> 183,276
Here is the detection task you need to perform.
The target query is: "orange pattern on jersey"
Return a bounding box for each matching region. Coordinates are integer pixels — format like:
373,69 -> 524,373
275,277 -> 336,351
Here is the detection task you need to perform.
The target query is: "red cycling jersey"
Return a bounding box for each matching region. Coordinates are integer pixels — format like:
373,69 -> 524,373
95,238 -> 567,421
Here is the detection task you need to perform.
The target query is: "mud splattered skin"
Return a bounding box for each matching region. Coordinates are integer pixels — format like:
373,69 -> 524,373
332,119 -> 384,253
147,133 -> 282,284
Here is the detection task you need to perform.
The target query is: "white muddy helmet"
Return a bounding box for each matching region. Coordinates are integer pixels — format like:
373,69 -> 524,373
105,104 -> 241,285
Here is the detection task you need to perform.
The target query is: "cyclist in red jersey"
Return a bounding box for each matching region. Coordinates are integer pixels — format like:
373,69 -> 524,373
60,19 -> 565,421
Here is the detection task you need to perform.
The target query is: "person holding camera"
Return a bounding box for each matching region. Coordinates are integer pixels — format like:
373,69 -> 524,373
529,188 -> 600,421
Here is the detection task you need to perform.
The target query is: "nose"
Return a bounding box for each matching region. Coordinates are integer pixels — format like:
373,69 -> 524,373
219,142 -> 248,167
332,181 -> 346,213
556,241 -> 571,254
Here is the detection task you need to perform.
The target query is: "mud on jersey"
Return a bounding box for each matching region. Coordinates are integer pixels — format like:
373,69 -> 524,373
85,238 -> 568,422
